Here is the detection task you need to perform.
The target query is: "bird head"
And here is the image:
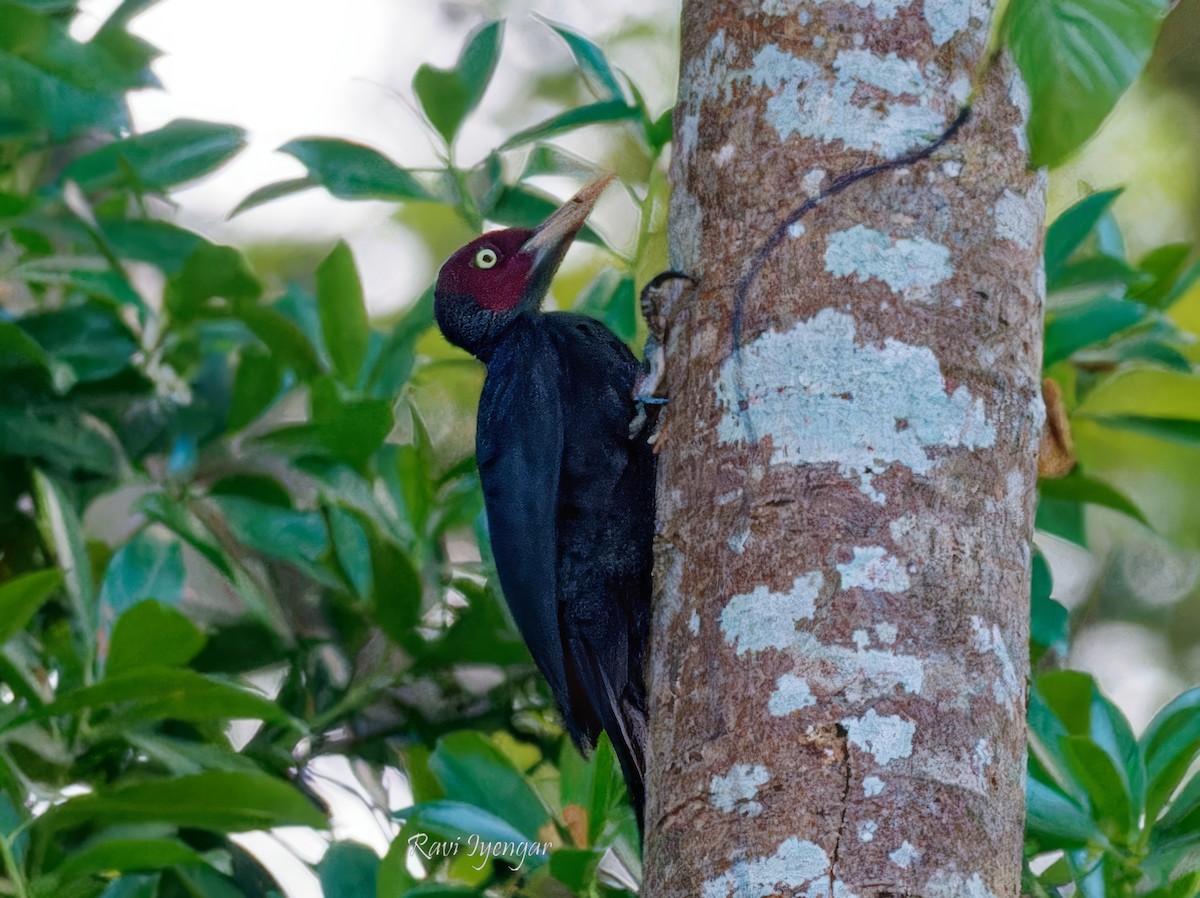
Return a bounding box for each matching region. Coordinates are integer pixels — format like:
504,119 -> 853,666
434,174 -> 613,358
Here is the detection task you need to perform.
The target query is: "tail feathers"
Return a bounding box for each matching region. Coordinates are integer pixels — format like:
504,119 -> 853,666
574,636 -> 647,833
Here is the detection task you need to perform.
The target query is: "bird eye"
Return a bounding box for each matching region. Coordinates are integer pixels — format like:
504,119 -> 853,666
474,248 -> 498,269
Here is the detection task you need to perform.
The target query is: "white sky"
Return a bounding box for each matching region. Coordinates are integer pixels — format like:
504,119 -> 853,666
75,0 -> 678,315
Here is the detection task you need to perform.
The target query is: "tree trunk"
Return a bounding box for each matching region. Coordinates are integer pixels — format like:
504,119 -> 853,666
643,1 -> 1044,896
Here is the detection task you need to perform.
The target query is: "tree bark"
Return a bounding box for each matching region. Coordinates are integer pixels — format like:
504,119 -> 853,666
644,2 -> 1044,896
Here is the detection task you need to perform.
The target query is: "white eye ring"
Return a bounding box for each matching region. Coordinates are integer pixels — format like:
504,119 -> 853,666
474,247 -> 498,269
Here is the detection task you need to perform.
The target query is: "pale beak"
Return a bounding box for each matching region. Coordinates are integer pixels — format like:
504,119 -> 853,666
519,174 -> 614,302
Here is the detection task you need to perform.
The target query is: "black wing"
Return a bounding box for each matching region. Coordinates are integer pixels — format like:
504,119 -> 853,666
476,323 -> 584,740
546,313 -> 654,826
478,314 -> 654,829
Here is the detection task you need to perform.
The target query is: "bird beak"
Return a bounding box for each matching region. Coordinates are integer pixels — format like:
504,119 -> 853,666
519,174 -> 614,301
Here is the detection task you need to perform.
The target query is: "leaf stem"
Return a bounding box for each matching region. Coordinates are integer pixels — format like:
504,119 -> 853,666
0,833 -> 29,898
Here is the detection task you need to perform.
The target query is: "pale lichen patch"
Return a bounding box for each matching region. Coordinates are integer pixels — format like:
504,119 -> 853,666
916,738 -> 994,796
768,673 -> 817,715
825,225 -> 953,302
863,775 -> 886,796
811,0 -> 914,16
789,631 -> 925,702
701,838 -> 852,898
925,869 -> 1001,898
803,168 -> 827,196
994,189 -> 1040,249
838,546 -> 912,594
859,820 -> 878,842
923,0 -> 972,45
890,841 -> 923,868
841,709 -> 916,765
688,610 -> 701,636
1008,67 -> 1032,152
971,616 -> 1022,715
711,763 -> 770,817
668,184 -> 703,273
729,45 -> 950,157
720,573 -> 824,655
715,310 -> 996,501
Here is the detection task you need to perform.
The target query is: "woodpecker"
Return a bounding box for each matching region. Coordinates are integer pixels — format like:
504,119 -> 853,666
434,177 -> 653,829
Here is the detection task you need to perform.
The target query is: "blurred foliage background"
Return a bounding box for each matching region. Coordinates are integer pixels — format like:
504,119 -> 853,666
0,0 -> 1199,897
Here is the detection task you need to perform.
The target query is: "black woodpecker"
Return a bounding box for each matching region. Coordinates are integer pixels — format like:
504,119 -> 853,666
433,177 -> 654,829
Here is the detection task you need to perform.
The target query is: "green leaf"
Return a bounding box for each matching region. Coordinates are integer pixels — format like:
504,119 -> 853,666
227,347 -> 283,431
1045,190 -> 1123,283
1132,243 -> 1192,306
1030,554 -> 1067,663
0,405 -> 118,475
1159,772 -> 1200,837
1086,416 -> 1200,447
228,176 -> 316,218
237,304 -> 323,379
316,241 -> 370,385
519,144 -> 598,181
329,507 -> 372,598
535,15 -> 623,100
41,771 -> 324,832
60,118 -> 245,191
1049,255 -> 1151,295
254,397 -> 394,468
213,495 -> 329,573
1061,735 -> 1134,841
0,1 -> 139,139
319,842 -> 379,898
33,838 -> 207,895
135,492 -> 232,577
501,100 -> 640,150
1141,689 -> 1200,822
167,241 -> 262,319
363,287 -> 434,397
1044,296 -> 1146,366
97,530 -> 185,617
32,469 -> 96,638
101,0 -> 165,28
550,848 -> 602,891
578,736 -> 624,845
1004,0 -> 1167,166
428,732 -> 550,839
1161,259 -> 1200,309
0,569 -> 62,645
107,600 -> 206,676
573,270 -> 638,342
358,516 -> 421,648
34,666 -> 292,727
1037,471 -> 1148,525
19,304 -> 138,383
1031,671 -> 1144,830
412,20 -> 504,146
100,218 -> 206,273
1026,775 -> 1102,848
1075,369 -> 1200,419
279,138 -> 431,202
0,320 -> 53,377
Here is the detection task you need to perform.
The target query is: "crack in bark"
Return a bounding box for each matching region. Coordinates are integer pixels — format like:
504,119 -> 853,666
654,793 -> 707,830
829,722 -> 852,898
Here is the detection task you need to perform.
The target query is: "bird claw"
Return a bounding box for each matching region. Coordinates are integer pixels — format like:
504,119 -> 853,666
629,392 -> 668,440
